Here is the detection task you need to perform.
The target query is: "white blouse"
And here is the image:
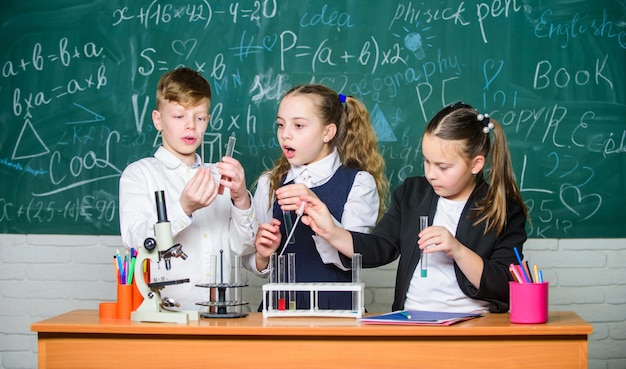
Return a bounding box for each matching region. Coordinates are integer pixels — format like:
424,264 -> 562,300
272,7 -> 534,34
244,148 -> 379,275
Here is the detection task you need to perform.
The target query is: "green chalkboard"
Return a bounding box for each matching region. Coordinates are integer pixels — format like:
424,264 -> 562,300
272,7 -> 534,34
1,0 -> 625,237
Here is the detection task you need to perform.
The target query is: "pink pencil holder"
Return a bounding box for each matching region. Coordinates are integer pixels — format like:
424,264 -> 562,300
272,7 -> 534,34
509,281 -> 549,324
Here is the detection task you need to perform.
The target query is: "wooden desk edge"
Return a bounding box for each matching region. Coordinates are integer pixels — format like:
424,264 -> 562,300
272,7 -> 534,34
31,310 -> 593,337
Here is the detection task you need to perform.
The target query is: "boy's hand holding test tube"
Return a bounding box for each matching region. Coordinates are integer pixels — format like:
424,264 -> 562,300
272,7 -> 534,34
218,133 -> 237,195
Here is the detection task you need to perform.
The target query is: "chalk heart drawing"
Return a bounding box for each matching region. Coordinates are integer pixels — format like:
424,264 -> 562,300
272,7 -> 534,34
172,39 -> 197,59
483,59 -> 503,88
262,35 -> 277,51
560,184 -> 602,221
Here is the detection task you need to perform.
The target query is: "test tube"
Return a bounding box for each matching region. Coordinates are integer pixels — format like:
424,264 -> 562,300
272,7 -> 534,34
218,133 -> 236,195
208,255 -> 217,313
218,249 -> 226,314
268,253 -> 278,311
200,133 -> 205,165
419,216 -> 428,278
288,253 -> 296,310
352,253 -> 362,312
278,255 -> 286,310
282,210 -> 295,244
234,255 -> 242,308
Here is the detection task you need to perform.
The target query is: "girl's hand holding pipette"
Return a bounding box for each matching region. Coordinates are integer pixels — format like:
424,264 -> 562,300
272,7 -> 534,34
275,183 -> 318,212
300,196 -> 334,237
300,195 -> 355,257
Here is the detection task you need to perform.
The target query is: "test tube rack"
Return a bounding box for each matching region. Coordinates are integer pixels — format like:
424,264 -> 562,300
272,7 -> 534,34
261,282 -> 365,318
195,282 -> 249,318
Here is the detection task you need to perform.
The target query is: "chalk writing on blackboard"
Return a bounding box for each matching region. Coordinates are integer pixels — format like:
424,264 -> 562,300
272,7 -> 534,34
1,0 -> 624,237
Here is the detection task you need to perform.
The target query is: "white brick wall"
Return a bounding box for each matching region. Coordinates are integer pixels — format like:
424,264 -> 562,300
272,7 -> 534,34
1,234 -> 624,369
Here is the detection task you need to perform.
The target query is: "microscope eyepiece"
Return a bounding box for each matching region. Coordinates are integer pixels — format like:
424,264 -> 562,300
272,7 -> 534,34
155,190 -> 168,223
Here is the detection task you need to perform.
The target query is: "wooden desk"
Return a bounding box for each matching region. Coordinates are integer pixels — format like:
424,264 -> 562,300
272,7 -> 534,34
32,310 -> 591,369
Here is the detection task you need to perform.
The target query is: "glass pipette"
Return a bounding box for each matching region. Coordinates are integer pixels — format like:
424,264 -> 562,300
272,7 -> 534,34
279,201 -> 306,256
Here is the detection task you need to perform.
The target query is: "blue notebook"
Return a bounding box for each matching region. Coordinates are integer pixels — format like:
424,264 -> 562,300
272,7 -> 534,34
360,310 -> 482,326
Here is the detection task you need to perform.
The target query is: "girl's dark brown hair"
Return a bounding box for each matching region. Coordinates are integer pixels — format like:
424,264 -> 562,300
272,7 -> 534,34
425,102 -> 529,235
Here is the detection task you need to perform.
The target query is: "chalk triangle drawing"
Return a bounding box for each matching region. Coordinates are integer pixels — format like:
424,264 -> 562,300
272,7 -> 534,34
66,102 -> 106,124
11,118 -> 50,160
371,104 -> 397,142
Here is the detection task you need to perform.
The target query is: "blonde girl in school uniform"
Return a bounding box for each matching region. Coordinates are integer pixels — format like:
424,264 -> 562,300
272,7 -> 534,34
242,84 -> 389,310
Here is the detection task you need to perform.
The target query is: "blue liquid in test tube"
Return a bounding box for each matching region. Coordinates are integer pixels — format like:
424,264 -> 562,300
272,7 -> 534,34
420,216 -> 428,278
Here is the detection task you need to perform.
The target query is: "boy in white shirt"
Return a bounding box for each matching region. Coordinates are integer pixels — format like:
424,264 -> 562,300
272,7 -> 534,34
119,67 -> 255,310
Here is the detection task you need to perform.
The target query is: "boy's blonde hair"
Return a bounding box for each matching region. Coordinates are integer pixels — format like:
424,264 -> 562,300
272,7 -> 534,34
156,67 -> 212,109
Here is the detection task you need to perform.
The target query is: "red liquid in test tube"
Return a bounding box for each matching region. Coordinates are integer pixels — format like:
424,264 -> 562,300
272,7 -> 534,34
278,255 -> 286,311
278,299 -> 286,310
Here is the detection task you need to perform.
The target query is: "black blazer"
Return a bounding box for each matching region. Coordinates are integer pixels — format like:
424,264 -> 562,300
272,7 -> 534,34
348,176 -> 527,313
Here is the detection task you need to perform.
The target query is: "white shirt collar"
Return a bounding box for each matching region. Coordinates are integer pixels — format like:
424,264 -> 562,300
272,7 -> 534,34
284,148 -> 341,187
154,146 -> 201,169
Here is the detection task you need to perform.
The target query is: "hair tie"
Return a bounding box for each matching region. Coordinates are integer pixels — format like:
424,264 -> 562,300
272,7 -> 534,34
477,113 -> 494,133
449,101 -> 464,108
338,94 -> 347,104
